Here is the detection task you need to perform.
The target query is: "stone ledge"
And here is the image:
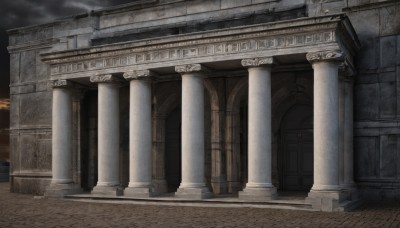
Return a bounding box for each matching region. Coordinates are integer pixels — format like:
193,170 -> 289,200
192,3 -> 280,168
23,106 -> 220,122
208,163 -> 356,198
124,187 -> 159,198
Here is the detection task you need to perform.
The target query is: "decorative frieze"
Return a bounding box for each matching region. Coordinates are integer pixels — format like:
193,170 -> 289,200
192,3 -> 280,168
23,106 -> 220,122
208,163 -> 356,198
123,70 -> 157,80
306,50 -> 345,63
90,74 -> 123,84
50,79 -> 72,88
49,30 -> 337,76
241,57 -> 274,67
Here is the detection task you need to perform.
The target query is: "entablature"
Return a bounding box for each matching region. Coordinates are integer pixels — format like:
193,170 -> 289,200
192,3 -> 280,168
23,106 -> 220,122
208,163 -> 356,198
41,14 -> 360,80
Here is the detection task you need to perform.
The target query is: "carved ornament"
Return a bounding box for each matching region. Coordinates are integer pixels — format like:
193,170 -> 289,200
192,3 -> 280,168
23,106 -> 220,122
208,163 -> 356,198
90,74 -> 122,84
241,57 -> 274,67
306,50 -> 345,63
175,64 -> 205,73
50,79 -> 72,88
123,70 -> 156,80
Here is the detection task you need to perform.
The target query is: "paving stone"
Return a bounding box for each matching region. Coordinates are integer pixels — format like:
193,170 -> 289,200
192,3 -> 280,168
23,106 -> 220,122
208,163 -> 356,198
1,183 -> 400,227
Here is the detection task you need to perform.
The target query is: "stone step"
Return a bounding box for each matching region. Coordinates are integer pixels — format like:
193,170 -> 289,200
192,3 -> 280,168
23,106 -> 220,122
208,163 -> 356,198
64,194 -> 315,211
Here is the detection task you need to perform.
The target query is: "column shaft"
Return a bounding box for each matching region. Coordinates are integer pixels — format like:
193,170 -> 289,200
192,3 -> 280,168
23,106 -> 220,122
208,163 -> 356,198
181,73 -> 205,188
239,57 -> 277,201
52,87 -> 73,184
339,77 -> 345,187
128,79 -> 152,188
247,66 -> 273,187
313,61 -> 340,190
97,83 -> 120,187
174,64 -> 210,199
343,78 -> 355,186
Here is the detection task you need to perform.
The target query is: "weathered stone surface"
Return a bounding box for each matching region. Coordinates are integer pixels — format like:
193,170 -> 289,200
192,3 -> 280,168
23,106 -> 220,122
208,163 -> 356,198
19,50 -> 36,83
355,137 -> 378,179
354,83 -> 379,120
19,92 -> 51,127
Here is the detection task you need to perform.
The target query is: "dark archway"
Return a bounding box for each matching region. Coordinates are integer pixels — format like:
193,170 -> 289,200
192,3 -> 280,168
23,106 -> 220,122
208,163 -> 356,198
239,99 -> 248,190
165,106 -> 182,192
279,104 -> 313,191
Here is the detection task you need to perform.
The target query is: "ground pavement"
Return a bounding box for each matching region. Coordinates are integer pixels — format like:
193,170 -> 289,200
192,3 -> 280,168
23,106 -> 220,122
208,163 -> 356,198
1,183 -> 399,227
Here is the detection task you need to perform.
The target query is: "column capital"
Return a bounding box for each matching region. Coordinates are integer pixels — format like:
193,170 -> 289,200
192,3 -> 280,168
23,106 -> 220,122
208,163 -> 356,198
50,79 -> 73,88
306,50 -> 345,64
241,57 -> 275,67
175,64 -> 208,74
90,74 -> 123,84
123,70 -> 157,81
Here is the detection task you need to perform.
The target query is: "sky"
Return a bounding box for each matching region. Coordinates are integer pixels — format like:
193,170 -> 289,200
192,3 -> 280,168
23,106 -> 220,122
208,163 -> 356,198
0,0 -> 136,110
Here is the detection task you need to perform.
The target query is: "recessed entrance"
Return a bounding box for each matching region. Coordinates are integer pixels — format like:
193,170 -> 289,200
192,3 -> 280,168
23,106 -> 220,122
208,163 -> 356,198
165,106 -> 182,192
280,104 -> 313,191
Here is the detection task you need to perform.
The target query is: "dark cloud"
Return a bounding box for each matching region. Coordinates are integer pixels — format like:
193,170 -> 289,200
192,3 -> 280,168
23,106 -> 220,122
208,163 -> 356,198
0,0 -> 135,99
1,0 -> 135,29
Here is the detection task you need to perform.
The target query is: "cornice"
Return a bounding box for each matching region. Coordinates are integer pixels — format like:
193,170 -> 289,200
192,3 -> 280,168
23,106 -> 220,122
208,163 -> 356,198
41,15 -> 343,63
39,14 -> 359,80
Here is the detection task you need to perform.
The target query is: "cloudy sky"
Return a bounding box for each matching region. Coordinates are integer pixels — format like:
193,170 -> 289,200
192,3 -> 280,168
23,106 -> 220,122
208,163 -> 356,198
0,0 -> 135,109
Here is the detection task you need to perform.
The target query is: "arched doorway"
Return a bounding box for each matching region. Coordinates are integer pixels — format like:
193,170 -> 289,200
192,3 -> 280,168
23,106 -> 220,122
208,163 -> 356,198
165,106 -> 182,192
280,104 -> 313,191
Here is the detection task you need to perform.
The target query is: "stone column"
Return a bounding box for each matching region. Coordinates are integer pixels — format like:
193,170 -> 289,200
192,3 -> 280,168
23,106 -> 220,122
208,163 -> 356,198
239,57 -> 277,201
123,70 -> 156,197
343,77 -> 356,189
306,50 -> 346,211
174,64 -> 211,199
45,80 -> 81,198
91,74 -> 122,196
338,75 -> 345,187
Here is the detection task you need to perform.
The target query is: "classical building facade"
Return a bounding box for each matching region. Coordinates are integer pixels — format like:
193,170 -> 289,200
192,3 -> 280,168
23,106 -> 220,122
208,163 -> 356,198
7,0 -> 400,211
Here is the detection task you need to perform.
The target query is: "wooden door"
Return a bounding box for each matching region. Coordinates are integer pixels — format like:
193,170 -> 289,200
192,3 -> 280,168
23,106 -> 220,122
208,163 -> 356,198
165,107 -> 181,192
282,130 -> 313,191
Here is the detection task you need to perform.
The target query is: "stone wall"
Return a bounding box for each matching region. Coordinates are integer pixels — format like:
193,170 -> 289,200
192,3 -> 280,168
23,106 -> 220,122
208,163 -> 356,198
347,1 -> 400,200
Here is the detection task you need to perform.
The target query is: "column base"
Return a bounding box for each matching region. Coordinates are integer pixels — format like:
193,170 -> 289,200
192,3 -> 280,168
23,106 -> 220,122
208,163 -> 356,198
124,186 -> 159,198
44,183 -> 82,198
306,189 -> 348,212
92,185 -> 123,196
238,187 -> 277,201
175,187 -> 212,200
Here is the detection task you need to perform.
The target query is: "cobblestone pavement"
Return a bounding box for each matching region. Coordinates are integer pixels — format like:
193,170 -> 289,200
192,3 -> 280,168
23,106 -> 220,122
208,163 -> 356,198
1,183 -> 400,228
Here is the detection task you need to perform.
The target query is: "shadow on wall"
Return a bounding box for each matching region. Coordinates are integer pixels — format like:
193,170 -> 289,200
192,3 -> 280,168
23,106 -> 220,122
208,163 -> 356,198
0,107 -> 9,159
